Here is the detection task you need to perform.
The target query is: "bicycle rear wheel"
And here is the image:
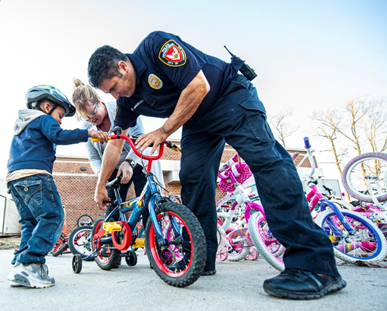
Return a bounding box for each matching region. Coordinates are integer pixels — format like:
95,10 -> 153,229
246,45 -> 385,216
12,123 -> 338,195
315,209 -> 387,263
68,226 -> 93,259
145,201 -> 206,287
248,211 -> 285,271
342,152 -> 387,203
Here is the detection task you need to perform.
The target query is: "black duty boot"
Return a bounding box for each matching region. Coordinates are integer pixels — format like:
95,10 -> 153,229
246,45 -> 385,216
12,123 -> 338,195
263,268 -> 346,300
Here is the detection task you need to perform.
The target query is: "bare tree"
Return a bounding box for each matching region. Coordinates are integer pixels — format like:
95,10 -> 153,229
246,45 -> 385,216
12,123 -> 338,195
312,97 -> 387,174
361,99 -> 387,153
268,107 -> 299,148
312,109 -> 347,175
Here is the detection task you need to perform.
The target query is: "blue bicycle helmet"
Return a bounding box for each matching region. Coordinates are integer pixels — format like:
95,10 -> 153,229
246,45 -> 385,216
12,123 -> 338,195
25,85 -> 76,117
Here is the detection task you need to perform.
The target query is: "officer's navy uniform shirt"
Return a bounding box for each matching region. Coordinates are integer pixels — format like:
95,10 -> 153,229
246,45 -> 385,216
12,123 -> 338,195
114,31 -> 238,129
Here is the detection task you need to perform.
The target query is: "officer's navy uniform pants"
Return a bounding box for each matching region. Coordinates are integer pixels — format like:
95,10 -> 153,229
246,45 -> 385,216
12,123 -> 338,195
180,75 -> 339,276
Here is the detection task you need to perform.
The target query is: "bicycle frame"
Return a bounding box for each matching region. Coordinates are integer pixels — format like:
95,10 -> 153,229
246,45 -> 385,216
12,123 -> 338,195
89,133 -> 181,258
216,158 -> 267,260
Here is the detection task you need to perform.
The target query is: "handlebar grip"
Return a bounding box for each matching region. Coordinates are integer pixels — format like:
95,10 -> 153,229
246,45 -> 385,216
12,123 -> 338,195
92,137 -> 111,142
164,141 -> 181,152
304,137 -> 311,149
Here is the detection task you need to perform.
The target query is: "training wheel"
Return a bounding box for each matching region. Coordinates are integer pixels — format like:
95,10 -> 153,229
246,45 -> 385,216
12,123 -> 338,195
245,246 -> 259,261
216,247 -> 228,261
72,254 -> 83,273
125,250 -> 138,267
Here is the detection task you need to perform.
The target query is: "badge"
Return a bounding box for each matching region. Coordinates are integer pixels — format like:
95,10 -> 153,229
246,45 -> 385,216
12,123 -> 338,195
148,74 -> 163,89
158,40 -> 187,67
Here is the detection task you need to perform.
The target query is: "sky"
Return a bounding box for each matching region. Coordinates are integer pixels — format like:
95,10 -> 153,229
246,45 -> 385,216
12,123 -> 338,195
0,0 -> 386,179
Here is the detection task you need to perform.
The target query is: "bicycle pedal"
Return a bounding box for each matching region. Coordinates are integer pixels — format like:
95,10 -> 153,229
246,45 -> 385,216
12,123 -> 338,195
133,238 -> 145,249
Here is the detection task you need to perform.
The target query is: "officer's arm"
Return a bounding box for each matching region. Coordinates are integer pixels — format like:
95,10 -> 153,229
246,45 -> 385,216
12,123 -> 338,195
162,70 -> 210,135
136,70 -> 210,153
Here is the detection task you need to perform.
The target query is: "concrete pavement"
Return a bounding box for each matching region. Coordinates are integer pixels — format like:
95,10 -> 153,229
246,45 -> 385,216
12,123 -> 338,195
0,249 -> 386,311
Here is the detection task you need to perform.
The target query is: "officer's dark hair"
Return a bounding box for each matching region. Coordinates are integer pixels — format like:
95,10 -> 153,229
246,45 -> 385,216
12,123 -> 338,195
88,45 -> 129,88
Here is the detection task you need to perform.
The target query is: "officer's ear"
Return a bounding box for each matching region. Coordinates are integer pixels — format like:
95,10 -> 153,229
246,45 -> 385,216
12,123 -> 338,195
117,61 -> 127,73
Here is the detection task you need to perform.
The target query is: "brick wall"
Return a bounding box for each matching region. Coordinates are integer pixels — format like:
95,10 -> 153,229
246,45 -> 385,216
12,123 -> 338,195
54,142 -> 312,233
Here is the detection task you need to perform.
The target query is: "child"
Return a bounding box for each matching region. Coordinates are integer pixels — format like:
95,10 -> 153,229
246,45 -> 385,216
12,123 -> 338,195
6,85 -> 109,288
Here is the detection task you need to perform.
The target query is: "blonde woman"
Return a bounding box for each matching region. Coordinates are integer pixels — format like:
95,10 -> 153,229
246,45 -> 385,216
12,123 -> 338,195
72,79 -> 164,221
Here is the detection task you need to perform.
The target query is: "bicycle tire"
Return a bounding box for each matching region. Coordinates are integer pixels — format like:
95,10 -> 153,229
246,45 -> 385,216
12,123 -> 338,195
68,226 -> 93,259
125,250 -> 138,266
216,225 -> 228,261
226,232 -> 250,262
72,254 -> 83,274
77,214 -> 94,227
248,212 -> 285,271
330,200 -> 387,240
228,245 -> 249,261
52,242 -> 68,257
145,201 -> 206,288
315,209 -> 387,263
342,152 -> 387,203
91,216 -> 121,270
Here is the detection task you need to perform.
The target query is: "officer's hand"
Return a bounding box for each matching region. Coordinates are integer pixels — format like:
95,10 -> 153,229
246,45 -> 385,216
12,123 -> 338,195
94,186 -> 109,211
136,128 -> 168,155
117,162 -> 133,184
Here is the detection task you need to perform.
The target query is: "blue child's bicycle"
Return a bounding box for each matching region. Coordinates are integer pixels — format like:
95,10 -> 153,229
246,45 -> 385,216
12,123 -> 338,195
71,127 -> 207,287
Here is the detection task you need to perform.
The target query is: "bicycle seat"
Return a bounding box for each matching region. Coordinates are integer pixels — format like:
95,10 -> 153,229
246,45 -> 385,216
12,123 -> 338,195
105,176 -> 122,190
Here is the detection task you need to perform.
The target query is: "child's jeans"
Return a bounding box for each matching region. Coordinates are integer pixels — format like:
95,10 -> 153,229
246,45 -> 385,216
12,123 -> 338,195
8,174 -> 64,264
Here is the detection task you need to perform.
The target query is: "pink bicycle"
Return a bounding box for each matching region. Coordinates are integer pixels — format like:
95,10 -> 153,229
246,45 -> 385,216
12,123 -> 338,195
216,154 -> 264,262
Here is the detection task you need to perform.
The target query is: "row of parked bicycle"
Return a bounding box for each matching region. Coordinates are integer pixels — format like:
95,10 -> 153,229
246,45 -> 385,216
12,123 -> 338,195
51,130 -> 387,287
214,139 -> 387,271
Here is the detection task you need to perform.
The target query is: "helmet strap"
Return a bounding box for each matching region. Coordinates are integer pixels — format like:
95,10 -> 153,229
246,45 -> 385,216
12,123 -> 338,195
34,99 -> 58,116
37,99 -> 58,115
47,104 -> 58,116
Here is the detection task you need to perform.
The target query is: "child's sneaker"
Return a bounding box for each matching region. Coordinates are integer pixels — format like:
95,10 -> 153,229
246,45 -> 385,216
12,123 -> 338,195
7,262 -> 55,288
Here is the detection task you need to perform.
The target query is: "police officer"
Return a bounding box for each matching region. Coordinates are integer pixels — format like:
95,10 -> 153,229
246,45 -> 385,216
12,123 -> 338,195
88,31 -> 346,299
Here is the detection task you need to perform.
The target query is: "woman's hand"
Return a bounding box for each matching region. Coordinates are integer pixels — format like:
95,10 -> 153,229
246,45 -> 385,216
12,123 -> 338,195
117,161 -> 133,184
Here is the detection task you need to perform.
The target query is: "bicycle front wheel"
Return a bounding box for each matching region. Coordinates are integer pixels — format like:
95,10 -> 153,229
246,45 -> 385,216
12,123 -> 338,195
315,209 -> 387,263
342,152 -> 387,203
68,226 -> 93,259
145,201 -> 206,287
91,216 -> 121,270
226,228 -> 250,262
248,212 -> 285,271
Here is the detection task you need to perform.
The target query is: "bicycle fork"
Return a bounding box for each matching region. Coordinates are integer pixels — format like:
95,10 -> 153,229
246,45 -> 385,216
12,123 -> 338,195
320,200 -> 355,235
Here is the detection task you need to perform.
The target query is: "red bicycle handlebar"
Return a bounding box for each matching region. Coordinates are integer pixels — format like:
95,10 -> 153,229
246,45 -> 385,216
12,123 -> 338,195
92,134 -> 167,172
110,134 -> 165,161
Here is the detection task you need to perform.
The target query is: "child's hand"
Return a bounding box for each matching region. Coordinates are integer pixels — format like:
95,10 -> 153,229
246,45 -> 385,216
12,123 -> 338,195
88,130 -> 110,143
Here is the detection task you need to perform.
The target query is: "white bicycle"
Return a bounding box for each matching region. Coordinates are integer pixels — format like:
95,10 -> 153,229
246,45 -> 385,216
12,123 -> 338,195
342,152 -> 387,205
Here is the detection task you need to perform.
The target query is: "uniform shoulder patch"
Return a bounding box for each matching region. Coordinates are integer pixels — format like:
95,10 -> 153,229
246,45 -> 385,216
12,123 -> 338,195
158,40 -> 187,67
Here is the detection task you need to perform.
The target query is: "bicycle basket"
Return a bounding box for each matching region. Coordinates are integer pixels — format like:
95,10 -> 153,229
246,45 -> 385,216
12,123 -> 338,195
217,154 -> 253,193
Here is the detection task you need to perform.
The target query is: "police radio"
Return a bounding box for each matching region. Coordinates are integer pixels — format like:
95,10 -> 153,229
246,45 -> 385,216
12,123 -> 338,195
224,46 -> 257,81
